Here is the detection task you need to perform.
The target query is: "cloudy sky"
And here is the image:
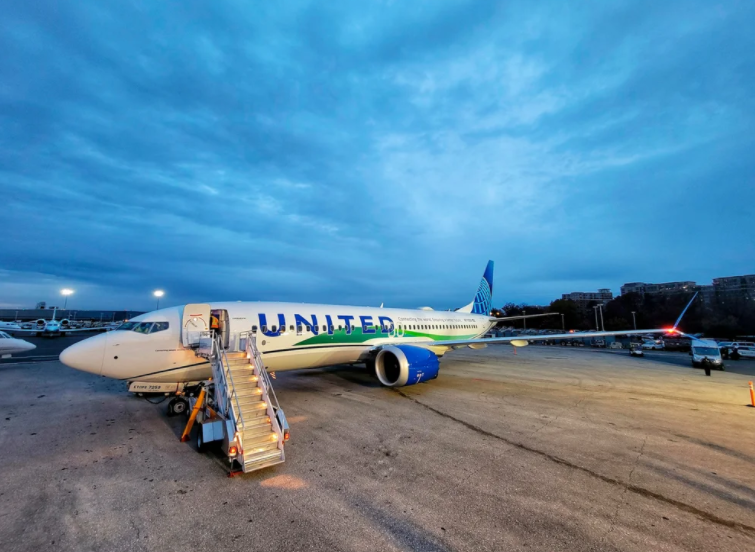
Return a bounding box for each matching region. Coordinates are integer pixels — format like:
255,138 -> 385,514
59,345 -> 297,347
1,1 -> 753,311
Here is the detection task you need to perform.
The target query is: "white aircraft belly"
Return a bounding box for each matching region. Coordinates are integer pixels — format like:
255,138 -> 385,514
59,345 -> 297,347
132,361 -> 212,383
263,345 -> 370,371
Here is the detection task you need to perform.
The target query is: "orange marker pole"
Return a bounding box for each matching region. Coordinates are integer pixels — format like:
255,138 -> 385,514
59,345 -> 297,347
181,387 -> 206,442
749,382 -> 755,408
513,346 -> 517,356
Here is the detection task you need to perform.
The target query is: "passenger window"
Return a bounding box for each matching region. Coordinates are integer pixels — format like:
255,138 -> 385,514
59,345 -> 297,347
271,325 -> 277,332
290,325 -> 294,331
296,325 -> 302,335
306,326 -> 311,331
252,325 -> 258,332
323,325 -> 327,332
338,325 -> 342,331
150,322 -> 169,334
329,325 -> 334,332
262,325 -> 268,333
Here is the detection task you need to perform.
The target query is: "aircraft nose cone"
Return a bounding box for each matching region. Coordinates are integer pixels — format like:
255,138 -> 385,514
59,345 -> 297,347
22,341 -> 36,352
60,337 -> 105,375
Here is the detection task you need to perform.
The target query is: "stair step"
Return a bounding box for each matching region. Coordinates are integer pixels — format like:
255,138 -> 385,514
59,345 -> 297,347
238,401 -> 269,414
235,391 -> 263,402
241,417 -> 271,432
243,425 -> 274,441
243,449 -> 284,473
225,352 -> 248,359
243,441 -> 280,457
244,432 -> 277,449
228,368 -> 255,377
233,383 -> 262,395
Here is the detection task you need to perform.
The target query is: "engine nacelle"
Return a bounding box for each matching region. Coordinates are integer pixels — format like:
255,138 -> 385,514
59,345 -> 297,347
374,345 -> 440,387
35,319 -> 46,328
60,319 -> 71,328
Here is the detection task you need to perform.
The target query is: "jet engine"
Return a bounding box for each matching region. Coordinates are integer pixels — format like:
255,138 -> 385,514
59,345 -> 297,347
374,345 -> 440,387
60,319 -> 71,328
35,319 -> 46,328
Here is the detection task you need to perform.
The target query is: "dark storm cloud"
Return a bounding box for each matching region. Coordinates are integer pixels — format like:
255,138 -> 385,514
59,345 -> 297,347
1,1 -> 754,310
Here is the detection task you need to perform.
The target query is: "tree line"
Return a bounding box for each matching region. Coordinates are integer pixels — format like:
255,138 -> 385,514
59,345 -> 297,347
492,291 -> 755,338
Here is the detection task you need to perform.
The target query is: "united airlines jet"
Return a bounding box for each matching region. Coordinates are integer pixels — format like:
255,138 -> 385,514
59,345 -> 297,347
59,262 -> 668,388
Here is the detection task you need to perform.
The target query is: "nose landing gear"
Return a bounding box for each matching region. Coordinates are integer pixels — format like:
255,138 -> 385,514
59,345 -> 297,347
167,396 -> 190,416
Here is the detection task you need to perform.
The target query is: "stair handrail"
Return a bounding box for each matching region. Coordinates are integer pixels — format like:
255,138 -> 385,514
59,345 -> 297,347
240,331 -> 284,448
245,331 -> 281,412
212,333 -> 246,436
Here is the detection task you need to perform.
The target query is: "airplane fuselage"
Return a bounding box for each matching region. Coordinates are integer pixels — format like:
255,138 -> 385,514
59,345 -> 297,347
0,332 -> 36,356
60,302 -> 496,383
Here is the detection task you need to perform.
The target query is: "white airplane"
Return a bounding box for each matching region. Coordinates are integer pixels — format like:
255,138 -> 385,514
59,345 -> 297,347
59,261 -> 677,388
0,331 -> 36,357
0,321 -> 22,331
10,308 -> 106,337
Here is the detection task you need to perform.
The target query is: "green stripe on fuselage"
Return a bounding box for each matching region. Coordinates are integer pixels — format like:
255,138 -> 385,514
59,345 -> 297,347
293,327 -> 478,347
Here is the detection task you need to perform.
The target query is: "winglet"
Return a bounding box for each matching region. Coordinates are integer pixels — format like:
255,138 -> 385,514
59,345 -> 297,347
672,292 -> 698,331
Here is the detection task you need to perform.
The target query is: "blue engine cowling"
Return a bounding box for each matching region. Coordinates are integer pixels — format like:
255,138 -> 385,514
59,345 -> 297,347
374,345 -> 440,387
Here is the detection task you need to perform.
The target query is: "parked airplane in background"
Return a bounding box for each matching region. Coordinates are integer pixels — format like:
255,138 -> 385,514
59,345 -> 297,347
0,332 -> 36,357
60,261 -> 679,389
9,308 -> 108,337
0,321 -> 22,331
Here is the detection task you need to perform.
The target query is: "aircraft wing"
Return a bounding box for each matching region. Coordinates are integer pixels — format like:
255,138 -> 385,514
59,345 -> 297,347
7,327 -> 110,335
490,313 -> 560,322
410,328 -> 672,350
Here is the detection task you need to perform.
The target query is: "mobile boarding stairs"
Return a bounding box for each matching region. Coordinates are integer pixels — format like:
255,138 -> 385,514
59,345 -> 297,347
185,331 -> 289,475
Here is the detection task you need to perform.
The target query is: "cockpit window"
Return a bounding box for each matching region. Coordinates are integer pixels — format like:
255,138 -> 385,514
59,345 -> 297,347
150,322 -> 169,334
133,322 -> 153,334
0,332 -> 8,339
116,321 -> 139,331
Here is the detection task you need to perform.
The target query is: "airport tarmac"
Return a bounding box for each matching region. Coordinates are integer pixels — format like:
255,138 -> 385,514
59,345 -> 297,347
1,345 -> 754,551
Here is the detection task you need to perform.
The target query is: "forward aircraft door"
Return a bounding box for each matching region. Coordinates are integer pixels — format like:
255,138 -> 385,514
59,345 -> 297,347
182,303 -> 211,347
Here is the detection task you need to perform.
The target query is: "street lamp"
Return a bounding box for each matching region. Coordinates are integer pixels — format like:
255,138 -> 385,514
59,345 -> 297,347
153,290 -> 165,309
631,311 -> 637,330
61,289 -> 74,310
561,313 -> 565,332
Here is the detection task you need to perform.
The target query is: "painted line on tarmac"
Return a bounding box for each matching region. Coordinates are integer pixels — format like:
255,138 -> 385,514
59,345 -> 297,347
0,355 -> 59,366
394,388 -> 755,537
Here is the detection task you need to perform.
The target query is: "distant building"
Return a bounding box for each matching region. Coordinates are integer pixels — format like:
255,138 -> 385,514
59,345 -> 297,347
35,301 -> 46,309
562,288 -> 613,309
710,275 -> 755,302
620,281 -> 696,296
621,275 -> 755,303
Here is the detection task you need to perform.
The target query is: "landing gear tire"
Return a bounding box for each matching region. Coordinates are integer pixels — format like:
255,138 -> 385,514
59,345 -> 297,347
167,397 -> 189,417
196,428 -> 206,452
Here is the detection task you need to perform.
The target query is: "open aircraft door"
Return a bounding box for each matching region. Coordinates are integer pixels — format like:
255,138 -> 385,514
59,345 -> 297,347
182,303 -> 211,348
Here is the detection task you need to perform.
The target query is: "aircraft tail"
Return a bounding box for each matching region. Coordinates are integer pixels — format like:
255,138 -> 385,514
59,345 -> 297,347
456,260 -> 494,315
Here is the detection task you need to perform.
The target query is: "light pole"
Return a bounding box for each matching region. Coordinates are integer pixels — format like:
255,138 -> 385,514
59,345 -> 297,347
523,309 -> 526,330
153,290 -> 165,310
594,306 -> 599,330
561,313 -> 565,332
61,288 -> 74,310
631,311 -> 637,330
598,304 -> 605,332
